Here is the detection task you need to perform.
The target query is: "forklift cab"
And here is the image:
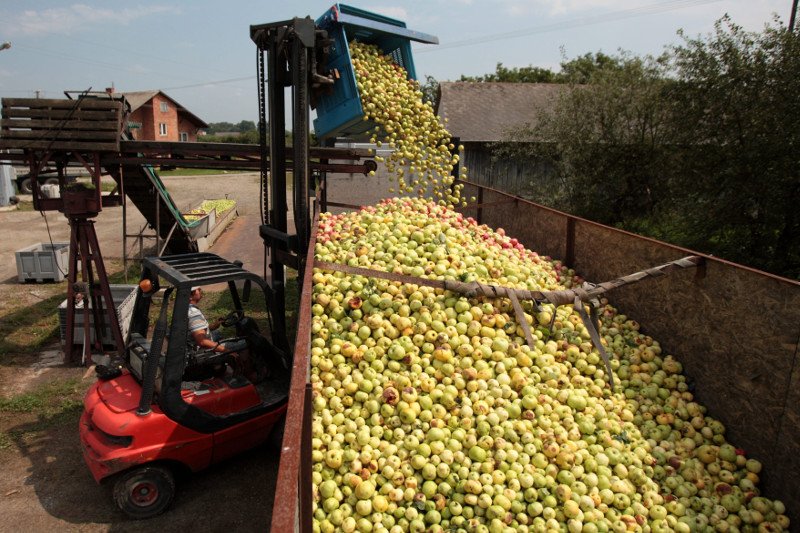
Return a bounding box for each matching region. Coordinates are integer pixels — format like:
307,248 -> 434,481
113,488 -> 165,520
80,253 -> 290,519
127,253 -> 291,418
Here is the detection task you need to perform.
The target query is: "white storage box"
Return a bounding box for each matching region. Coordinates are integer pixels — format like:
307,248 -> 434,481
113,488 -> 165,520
15,242 -> 70,282
59,284 -> 137,347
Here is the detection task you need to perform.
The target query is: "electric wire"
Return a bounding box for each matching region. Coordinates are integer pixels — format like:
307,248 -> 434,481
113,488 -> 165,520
415,0 -> 724,53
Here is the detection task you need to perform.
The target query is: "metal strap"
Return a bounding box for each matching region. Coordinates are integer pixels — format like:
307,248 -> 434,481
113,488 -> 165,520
314,256 -> 703,387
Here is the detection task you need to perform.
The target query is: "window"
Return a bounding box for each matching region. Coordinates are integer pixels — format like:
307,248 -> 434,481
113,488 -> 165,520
159,123 -> 168,136
160,102 -> 169,112
179,132 -> 188,142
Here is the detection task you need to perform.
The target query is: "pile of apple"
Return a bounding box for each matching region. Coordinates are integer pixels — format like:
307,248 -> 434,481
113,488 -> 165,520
351,41 -> 467,207
309,197 -> 789,533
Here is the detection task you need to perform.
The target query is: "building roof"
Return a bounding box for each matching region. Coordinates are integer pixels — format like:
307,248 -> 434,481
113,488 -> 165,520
437,82 -> 566,143
118,90 -> 208,128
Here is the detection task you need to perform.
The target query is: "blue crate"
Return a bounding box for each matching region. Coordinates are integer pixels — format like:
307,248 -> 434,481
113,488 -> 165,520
313,4 -> 437,140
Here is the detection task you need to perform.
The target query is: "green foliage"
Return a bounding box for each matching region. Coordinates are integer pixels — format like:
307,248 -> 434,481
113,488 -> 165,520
460,62 -> 556,83
202,130 -> 259,144
204,120 -> 257,135
557,51 -> 626,83
420,75 -> 440,108
201,129 -> 305,147
494,17 -> 800,279
663,15 -> 800,278
459,54 -> 624,85
498,53 -> 672,225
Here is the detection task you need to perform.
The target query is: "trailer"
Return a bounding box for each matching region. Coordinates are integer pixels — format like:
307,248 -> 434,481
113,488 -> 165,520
246,4 -> 800,532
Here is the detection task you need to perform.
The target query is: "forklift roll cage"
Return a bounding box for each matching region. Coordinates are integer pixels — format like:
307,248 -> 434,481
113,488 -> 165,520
129,253 -> 287,434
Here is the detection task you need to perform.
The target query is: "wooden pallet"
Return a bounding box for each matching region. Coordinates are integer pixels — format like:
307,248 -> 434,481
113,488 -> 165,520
0,97 -> 123,152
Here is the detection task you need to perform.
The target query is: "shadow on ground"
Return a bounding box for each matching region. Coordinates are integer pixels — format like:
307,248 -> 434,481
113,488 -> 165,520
2,407 -> 279,532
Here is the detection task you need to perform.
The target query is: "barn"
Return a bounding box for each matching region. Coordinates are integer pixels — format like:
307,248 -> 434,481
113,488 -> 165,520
437,81 -> 566,197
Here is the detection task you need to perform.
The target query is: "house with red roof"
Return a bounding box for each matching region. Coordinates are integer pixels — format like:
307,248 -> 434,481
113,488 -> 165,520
111,89 -> 208,142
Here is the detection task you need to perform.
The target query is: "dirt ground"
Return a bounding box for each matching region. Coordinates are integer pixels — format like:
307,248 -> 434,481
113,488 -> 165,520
0,172 -> 277,532
0,169 -> 392,532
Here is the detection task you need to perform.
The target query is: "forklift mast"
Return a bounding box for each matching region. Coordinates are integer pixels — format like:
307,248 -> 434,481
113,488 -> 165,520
250,18 -> 333,354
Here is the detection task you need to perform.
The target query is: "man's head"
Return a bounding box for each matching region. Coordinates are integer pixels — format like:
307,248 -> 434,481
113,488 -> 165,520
190,286 -> 203,304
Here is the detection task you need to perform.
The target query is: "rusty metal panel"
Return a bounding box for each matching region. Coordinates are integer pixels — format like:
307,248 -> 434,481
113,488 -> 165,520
270,207 -> 319,533
772,361 -> 800,521
472,187 -> 570,262
461,181 -> 800,525
574,219 -> 800,519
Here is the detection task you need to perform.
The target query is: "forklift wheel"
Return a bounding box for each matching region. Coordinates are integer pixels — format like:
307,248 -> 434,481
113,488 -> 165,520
19,178 -> 33,194
113,465 -> 175,519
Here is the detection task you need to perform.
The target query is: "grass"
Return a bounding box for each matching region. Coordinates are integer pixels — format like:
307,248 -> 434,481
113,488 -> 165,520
0,286 -> 65,358
0,261 -> 135,359
0,377 -> 85,416
0,378 -> 86,450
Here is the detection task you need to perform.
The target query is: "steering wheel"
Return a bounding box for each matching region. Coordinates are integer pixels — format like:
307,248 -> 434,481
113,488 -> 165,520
221,310 -> 242,328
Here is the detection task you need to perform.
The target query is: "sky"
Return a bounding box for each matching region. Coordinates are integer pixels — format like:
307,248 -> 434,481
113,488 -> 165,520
0,1 -> 792,124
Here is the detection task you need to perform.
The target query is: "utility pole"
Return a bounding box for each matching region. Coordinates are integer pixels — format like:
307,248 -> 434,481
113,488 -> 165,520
791,0 -> 799,32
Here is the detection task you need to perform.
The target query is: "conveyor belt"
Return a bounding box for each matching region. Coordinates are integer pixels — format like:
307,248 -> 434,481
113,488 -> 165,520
105,161 -> 201,254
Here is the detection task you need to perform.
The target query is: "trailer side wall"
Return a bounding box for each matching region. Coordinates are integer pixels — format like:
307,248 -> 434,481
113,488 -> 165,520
457,181 -> 800,522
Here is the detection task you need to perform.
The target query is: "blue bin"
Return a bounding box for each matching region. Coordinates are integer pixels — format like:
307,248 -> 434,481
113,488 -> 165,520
313,4 -> 438,140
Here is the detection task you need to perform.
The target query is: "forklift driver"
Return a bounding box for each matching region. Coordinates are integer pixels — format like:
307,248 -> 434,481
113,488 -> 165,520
188,287 -> 258,381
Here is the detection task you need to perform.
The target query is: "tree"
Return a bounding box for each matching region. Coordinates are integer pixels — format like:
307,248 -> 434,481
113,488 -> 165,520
557,51 -> 625,83
494,17 -> 800,278
460,62 -> 556,83
420,75 -> 440,109
663,15 -> 800,277
235,120 -> 257,132
497,53 -> 673,226
204,120 -> 257,135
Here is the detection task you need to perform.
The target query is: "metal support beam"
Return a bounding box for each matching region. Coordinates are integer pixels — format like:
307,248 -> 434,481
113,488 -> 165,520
266,25 -> 289,355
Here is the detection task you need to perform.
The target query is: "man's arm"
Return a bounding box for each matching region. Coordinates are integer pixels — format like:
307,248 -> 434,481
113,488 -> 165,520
191,329 -> 225,352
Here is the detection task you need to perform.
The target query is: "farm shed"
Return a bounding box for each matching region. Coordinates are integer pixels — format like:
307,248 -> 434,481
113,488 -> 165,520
437,81 -> 565,196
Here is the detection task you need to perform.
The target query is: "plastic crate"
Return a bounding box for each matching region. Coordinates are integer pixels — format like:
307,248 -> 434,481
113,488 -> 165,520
59,284 -> 137,347
15,242 -> 70,282
313,3 -> 437,139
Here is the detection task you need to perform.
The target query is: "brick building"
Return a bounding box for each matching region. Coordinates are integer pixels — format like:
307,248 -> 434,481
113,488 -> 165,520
115,90 -> 207,142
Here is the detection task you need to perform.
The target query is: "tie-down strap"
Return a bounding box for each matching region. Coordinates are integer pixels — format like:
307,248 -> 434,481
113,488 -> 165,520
313,255 -> 702,386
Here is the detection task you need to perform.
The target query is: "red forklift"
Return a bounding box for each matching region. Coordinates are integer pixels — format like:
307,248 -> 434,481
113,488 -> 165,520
79,253 -> 290,518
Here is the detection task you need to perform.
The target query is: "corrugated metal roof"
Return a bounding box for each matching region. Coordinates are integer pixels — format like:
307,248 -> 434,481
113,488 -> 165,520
437,82 -> 565,142
118,90 -> 208,128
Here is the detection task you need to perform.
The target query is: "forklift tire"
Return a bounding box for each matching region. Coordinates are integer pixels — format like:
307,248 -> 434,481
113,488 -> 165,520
19,178 -> 33,195
113,465 -> 175,519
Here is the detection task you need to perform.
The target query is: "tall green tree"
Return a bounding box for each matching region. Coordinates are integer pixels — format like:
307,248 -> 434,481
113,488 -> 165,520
420,75 -> 440,108
495,17 -> 800,278
664,15 -> 800,277
497,53 -> 673,226
557,51 -> 625,83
